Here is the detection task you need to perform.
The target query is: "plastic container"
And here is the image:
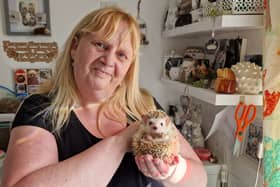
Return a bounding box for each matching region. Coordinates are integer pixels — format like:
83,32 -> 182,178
194,148 -> 211,161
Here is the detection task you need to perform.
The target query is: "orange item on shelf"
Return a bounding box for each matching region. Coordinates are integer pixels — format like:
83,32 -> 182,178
214,68 -> 236,93
214,78 -> 236,94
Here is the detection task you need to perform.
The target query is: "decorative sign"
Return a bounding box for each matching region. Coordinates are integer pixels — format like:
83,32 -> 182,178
3,40 -> 58,63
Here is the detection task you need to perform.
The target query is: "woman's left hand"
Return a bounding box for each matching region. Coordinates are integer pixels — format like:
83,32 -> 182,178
134,154 -> 178,180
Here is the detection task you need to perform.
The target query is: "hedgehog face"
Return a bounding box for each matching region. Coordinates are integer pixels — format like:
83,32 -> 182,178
146,117 -> 168,134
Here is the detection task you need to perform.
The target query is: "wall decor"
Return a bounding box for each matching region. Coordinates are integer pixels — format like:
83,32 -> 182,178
3,0 -> 51,35
239,117 -> 263,162
14,68 -> 52,97
3,40 -> 58,63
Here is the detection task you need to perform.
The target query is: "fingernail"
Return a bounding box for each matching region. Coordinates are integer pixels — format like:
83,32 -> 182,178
162,173 -> 168,177
147,156 -> 153,161
154,160 -> 160,165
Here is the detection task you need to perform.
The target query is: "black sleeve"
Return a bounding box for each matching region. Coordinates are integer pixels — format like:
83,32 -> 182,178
12,94 -> 52,132
153,97 -> 164,111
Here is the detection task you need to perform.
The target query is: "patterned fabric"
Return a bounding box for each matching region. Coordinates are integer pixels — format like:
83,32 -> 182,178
263,1 -> 280,186
264,137 -> 280,187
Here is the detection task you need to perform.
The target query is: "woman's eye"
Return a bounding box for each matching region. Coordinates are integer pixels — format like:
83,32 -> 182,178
94,41 -> 106,50
118,52 -> 127,60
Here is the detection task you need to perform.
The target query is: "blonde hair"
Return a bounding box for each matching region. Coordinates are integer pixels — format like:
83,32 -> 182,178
38,7 -> 156,133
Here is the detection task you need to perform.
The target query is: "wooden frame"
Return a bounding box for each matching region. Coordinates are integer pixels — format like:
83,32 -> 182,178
3,0 -> 51,35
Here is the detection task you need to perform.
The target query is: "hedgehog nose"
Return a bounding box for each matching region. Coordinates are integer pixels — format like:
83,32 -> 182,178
152,126 -> 157,130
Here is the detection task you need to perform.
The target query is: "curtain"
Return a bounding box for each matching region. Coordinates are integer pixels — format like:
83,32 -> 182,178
263,0 -> 280,186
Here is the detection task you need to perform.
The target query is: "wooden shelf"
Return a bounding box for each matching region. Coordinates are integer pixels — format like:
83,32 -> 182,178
162,15 -> 264,38
161,78 -> 263,106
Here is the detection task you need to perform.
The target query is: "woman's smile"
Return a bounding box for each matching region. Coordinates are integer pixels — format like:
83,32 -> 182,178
93,67 -> 113,79
93,68 -> 112,78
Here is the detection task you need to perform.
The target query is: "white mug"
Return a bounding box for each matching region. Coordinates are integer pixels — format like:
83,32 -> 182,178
169,67 -> 181,80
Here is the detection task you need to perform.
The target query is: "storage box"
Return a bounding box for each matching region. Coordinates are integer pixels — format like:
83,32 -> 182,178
203,0 -> 264,16
232,0 -> 264,15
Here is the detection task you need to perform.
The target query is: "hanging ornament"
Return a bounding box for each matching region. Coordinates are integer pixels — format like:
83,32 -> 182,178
137,0 -> 149,45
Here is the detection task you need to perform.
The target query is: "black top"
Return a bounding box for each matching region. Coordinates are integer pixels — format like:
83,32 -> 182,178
12,94 -> 164,187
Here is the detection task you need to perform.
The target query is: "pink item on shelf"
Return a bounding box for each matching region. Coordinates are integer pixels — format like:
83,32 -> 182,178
194,148 -> 211,161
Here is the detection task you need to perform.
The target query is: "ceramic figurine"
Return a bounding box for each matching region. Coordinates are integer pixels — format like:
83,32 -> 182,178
231,61 -> 262,94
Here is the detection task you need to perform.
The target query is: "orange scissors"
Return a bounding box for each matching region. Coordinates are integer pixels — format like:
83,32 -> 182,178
234,102 -> 257,141
233,102 -> 256,155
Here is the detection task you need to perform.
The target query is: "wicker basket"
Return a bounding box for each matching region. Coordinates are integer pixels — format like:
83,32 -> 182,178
217,0 -> 233,15
203,0 -> 264,16
232,0 -> 264,15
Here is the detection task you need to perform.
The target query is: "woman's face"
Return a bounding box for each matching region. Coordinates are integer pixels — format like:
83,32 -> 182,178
71,22 -> 134,104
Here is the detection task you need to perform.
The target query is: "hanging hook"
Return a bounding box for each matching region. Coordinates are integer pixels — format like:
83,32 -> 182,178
184,86 -> 190,96
239,95 -> 245,104
137,0 -> 141,19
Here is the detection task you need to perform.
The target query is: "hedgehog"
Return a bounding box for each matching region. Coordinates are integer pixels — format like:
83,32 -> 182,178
132,110 -> 179,165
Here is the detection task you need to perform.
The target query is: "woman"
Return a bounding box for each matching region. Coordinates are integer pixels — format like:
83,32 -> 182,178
2,7 -> 207,187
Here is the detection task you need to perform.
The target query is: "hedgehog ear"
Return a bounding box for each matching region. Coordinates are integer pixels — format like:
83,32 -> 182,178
165,116 -> 170,125
141,114 -> 148,124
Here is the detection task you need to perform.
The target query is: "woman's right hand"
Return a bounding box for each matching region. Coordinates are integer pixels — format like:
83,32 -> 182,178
113,121 -> 140,152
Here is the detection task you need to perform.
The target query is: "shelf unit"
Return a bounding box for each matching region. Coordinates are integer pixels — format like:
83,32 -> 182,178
161,78 -> 262,106
162,12 -> 263,187
162,15 -> 264,38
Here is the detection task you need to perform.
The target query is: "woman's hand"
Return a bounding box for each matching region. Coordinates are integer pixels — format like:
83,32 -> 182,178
134,154 -> 178,180
114,121 -> 140,152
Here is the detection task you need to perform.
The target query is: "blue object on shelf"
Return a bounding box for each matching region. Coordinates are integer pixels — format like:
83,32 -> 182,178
0,85 -> 16,97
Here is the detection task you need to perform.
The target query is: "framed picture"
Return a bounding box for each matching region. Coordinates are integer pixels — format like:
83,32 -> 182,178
4,0 -> 51,35
240,118 -> 263,163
